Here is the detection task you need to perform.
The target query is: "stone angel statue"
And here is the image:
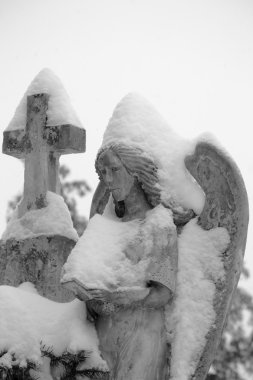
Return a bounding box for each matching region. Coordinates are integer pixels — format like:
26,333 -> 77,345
61,94 -> 248,380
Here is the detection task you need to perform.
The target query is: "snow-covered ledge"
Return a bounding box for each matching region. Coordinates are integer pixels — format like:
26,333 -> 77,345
0,284 -> 109,379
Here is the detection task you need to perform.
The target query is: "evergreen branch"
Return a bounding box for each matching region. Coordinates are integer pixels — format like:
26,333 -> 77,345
76,368 -> 110,379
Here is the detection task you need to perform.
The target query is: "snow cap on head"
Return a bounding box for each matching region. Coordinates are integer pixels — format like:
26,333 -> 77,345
102,92 -> 170,148
100,93 -> 205,214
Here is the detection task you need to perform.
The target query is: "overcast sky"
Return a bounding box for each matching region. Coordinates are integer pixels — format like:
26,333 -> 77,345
0,0 -> 252,291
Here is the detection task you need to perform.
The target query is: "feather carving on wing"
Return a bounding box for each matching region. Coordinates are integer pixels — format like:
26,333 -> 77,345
180,140 -> 249,380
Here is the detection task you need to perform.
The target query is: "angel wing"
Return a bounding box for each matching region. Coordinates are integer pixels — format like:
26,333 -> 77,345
183,141 -> 249,379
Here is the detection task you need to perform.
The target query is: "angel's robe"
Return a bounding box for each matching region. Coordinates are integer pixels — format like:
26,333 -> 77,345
62,205 -> 177,293
87,205 -> 178,380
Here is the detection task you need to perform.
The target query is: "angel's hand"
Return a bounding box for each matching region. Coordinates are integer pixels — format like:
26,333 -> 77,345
86,301 -> 98,322
87,289 -> 112,302
110,287 -> 150,305
88,287 -> 150,306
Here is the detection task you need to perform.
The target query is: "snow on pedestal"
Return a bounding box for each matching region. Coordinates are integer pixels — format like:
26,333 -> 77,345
0,284 -> 108,378
0,202 -> 77,302
2,192 -> 78,242
0,191 -> 78,300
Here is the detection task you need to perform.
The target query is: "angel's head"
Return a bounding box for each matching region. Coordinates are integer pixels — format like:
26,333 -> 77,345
95,142 -> 195,223
95,143 -> 161,207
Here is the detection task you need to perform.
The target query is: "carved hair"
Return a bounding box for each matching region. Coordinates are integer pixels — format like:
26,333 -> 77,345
95,142 -> 195,224
95,142 -> 161,207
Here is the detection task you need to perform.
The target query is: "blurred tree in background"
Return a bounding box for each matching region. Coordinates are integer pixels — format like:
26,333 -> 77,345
6,166 -> 253,380
207,266 -> 253,380
58,165 -> 91,236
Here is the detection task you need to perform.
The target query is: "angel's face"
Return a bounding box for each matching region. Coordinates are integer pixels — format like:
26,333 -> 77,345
97,150 -> 134,202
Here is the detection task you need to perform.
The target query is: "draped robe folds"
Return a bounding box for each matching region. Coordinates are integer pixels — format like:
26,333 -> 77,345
86,205 -> 178,380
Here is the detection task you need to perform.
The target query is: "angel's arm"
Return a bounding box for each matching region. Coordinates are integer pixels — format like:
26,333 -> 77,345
145,224 -> 178,303
86,283 -> 172,311
87,287 -> 150,306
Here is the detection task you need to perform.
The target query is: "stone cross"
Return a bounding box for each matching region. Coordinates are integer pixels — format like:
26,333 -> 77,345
2,93 -> 86,217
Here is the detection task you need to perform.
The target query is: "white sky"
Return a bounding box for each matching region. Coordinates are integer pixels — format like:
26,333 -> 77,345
0,0 -> 252,291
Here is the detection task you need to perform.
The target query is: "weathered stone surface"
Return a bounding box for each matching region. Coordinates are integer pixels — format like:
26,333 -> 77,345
3,124 -> 86,158
0,235 -> 76,302
2,93 -> 86,217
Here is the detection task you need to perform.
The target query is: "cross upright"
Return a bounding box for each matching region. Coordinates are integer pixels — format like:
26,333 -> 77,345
3,93 -> 86,217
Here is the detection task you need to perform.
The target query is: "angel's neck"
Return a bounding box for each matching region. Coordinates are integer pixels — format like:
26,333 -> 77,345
121,182 -> 151,221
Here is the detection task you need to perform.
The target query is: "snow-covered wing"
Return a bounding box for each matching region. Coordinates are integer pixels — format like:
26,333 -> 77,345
184,141 -> 249,379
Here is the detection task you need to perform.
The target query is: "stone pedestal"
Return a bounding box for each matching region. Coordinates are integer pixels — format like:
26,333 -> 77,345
0,235 -> 76,301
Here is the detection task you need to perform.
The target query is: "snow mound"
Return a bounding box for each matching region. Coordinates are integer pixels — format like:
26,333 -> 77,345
6,68 -> 83,131
101,93 -> 205,214
62,205 -> 174,291
169,219 -> 230,380
2,191 -> 78,242
0,285 -> 108,372
18,281 -> 38,294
